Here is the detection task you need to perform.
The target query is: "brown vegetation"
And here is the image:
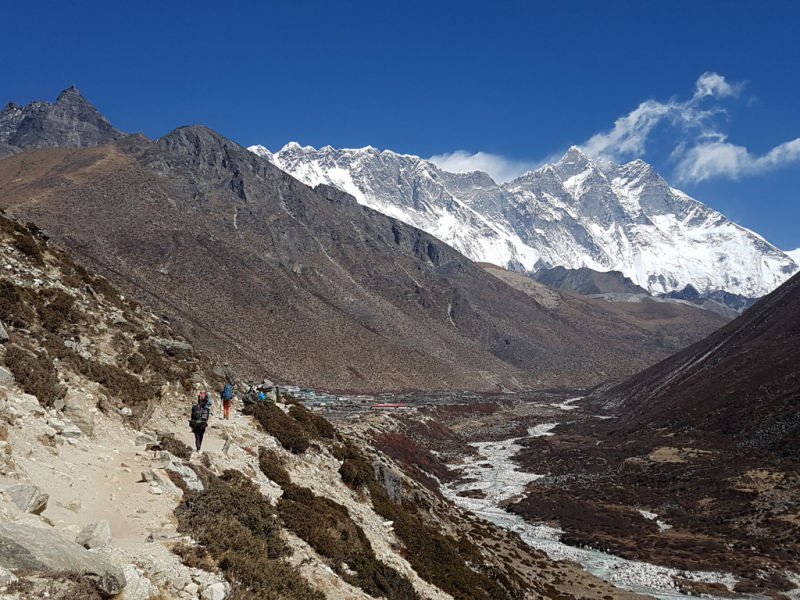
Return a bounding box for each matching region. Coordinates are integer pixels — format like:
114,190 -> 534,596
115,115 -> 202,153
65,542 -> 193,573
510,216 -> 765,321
277,483 -> 419,600
175,469 -> 323,600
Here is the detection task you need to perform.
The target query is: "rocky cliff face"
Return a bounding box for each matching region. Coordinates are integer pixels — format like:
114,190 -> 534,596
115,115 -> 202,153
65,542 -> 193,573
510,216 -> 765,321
254,143 -> 798,301
0,86 -> 127,153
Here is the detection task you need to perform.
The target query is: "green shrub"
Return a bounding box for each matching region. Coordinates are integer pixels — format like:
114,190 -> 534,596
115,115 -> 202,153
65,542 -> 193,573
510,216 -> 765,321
278,484 -> 419,600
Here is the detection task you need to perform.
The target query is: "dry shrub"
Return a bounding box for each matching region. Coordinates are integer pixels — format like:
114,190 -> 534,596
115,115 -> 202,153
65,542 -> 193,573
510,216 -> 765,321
175,469 -> 323,600
5,569 -> 111,600
0,279 -> 36,327
287,405 -> 335,439
258,447 -> 291,487
278,484 -> 419,600
11,232 -> 44,265
171,541 -> 217,572
4,344 -> 66,407
245,402 -> 310,454
339,445 -> 522,600
37,289 -> 77,332
43,336 -> 157,406
158,432 -> 193,460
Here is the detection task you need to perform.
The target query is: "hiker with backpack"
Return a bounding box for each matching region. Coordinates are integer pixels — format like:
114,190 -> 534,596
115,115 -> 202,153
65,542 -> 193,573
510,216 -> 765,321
190,391 -> 212,451
221,384 -> 233,420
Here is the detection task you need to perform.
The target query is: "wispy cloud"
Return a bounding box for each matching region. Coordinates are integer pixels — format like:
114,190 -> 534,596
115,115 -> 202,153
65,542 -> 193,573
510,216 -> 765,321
581,72 -> 800,182
428,150 -> 541,183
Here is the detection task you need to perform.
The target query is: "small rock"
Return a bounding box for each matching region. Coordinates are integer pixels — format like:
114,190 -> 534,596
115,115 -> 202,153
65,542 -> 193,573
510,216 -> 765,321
0,322 -> 8,345
0,366 -> 14,385
59,424 -> 83,439
121,564 -> 151,600
135,433 -> 157,446
0,565 -> 18,586
47,418 -> 67,433
201,581 -> 231,600
184,582 -> 200,595
5,482 -> 49,514
61,498 -> 82,513
76,520 -> 113,549
121,407 -> 133,417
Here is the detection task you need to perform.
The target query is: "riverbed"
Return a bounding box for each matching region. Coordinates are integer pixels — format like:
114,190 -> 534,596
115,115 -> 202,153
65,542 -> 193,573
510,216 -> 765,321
439,404 -> 743,599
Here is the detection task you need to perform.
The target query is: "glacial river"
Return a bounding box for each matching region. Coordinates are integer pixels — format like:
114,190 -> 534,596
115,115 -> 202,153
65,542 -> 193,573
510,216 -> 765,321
439,402 -> 744,599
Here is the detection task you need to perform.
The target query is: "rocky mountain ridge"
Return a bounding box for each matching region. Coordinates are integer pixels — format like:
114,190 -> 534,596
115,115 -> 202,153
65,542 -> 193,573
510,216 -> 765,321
0,85 -> 127,155
252,143 -> 797,302
0,88 -> 727,392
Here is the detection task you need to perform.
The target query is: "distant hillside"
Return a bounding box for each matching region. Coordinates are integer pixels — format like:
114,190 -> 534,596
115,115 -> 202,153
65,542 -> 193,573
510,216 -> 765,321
531,266 -> 647,295
595,271 -> 800,455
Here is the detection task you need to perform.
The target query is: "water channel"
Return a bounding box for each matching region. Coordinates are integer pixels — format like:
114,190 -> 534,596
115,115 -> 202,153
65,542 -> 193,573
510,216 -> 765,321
439,401 -> 744,599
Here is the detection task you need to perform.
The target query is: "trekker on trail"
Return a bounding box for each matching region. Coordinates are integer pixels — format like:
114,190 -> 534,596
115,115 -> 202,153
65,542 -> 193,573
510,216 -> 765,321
221,384 -> 233,420
190,392 -> 211,451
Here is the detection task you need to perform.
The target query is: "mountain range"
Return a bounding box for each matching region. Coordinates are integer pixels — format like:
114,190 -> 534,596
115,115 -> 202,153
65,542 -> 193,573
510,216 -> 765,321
251,143 -> 798,302
0,87 -> 727,391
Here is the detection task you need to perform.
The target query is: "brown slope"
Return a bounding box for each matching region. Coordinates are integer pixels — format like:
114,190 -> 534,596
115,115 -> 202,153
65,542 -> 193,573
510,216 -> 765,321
0,125 -> 722,392
506,274 -> 800,591
594,270 -> 800,454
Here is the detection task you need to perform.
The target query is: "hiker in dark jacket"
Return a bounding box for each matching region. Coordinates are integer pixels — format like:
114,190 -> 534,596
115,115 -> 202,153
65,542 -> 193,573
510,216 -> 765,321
190,393 -> 211,451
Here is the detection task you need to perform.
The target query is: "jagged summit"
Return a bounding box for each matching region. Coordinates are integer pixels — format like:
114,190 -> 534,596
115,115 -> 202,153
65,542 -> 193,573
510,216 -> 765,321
0,85 -> 127,151
253,141 -> 798,301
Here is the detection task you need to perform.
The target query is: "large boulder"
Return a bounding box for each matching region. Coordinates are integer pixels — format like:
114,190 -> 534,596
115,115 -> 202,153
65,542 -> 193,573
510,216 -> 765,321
0,522 -> 127,594
152,452 -> 203,492
149,337 -> 193,358
63,404 -> 95,436
5,483 -> 48,514
76,519 -> 113,549
143,468 -> 182,498
373,461 -> 403,505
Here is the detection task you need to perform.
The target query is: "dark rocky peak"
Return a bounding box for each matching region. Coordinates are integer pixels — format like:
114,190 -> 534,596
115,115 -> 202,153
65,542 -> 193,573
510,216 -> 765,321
0,86 -> 127,149
155,124 -> 284,180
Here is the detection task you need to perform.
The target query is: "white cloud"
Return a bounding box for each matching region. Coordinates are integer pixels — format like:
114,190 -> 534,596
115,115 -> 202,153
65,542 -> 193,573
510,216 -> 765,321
580,72 -> 800,182
428,150 -> 540,183
675,137 -> 800,181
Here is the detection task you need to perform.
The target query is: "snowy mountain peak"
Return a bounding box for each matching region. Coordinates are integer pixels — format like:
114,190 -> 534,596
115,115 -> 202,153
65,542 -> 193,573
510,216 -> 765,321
249,142 -> 798,300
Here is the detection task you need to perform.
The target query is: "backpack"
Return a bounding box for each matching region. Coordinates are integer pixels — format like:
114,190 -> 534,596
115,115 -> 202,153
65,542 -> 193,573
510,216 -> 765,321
190,403 -> 211,430
222,384 -> 233,400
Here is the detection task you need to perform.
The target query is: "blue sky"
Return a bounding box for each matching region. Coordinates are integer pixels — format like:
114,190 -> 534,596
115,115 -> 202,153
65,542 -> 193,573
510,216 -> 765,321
3,1 -> 799,249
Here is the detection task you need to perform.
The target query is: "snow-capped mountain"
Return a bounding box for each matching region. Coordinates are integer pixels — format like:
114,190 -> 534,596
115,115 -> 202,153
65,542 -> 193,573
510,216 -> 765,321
250,143 -> 798,298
